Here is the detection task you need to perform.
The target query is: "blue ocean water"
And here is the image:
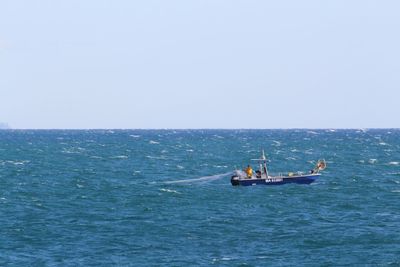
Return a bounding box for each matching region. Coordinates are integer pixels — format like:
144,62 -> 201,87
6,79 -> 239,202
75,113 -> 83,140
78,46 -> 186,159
1,129 -> 400,266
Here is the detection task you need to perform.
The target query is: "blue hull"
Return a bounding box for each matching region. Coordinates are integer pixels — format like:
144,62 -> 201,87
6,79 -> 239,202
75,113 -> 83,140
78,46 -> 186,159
231,174 -> 320,186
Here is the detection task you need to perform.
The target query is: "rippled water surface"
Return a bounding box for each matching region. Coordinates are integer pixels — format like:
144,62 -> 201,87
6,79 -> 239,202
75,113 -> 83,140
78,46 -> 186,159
1,129 -> 400,266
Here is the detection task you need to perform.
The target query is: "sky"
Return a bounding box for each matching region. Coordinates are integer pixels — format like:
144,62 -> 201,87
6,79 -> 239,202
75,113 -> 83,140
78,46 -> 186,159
1,0 -> 399,129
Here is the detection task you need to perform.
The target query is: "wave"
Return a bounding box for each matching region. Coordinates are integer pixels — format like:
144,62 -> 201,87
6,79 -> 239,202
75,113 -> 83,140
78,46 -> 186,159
159,188 -> 181,194
62,147 -> 86,154
146,155 -> 166,160
164,172 -> 231,184
2,160 -> 30,165
89,156 -> 103,159
110,155 -> 128,159
213,165 -> 228,168
272,140 -> 281,146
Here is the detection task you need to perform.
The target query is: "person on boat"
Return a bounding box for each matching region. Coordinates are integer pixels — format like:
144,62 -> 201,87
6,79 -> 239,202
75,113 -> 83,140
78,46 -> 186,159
245,165 -> 253,178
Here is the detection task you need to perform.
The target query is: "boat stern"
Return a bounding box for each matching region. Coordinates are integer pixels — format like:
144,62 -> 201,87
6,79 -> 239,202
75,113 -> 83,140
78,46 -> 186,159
231,175 -> 240,186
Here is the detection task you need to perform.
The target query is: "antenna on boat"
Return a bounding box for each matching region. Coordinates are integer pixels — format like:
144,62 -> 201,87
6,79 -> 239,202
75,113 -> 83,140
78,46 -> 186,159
252,149 -> 269,178
262,149 -> 269,177
261,149 -> 266,160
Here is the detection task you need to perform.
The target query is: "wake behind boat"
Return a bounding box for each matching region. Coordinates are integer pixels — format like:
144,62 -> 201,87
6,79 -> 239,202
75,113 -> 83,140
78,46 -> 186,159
231,151 -> 326,186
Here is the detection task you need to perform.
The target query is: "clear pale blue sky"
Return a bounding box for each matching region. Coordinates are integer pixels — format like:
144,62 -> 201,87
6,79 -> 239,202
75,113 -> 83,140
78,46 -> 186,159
1,0 -> 399,129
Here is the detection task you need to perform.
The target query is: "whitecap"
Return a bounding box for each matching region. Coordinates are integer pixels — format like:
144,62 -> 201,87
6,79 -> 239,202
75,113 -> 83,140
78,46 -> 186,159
159,188 -> 181,194
212,257 -> 234,262
379,142 -> 389,146
6,160 -> 30,165
13,161 -> 28,165
130,135 -> 141,138
177,165 -> 185,169
369,159 -> 377,164
388,162 -> 399,165
149,140 -> 159,144
62,148 -> 84,154
76,184 -> 84,188
146,155 -> 165,160
214,165 -> 228,168
272,140 -> 281,146
391,190 -> 400,193
186,149 -> 194,152
110,155 -> 128,159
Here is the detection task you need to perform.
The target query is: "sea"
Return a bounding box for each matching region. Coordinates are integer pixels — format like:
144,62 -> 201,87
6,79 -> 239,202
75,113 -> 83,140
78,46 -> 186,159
1,129 -> 399,266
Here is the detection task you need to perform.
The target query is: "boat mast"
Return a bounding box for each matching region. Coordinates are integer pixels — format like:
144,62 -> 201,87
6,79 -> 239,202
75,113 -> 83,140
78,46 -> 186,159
261,150 -> 269,178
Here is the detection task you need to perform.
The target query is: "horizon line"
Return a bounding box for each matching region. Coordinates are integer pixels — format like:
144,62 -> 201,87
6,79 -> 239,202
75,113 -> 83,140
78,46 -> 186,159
1,128 -> 400,130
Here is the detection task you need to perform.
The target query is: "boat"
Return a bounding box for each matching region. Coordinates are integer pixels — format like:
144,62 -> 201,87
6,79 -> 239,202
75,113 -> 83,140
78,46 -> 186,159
231,150 -> 326,186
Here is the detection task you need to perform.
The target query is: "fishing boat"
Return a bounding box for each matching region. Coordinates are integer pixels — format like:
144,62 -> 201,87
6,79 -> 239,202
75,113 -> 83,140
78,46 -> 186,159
231,151 -> 326,186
